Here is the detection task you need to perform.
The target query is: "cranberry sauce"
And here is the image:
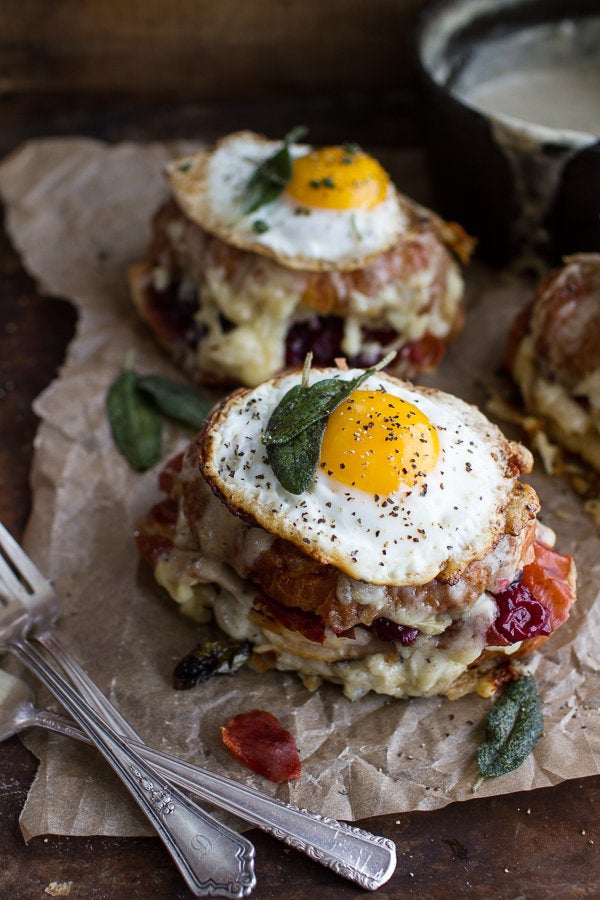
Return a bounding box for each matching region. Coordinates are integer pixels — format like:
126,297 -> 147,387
488,583 -> 551,645
370,617 -> 420,646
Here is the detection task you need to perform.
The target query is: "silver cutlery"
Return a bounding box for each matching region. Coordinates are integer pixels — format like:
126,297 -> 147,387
0,521 -> 397,891
0,522 -> 256,898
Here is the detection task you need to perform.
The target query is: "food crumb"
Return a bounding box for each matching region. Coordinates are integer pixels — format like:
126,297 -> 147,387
45,883 -> 73,897
504,868 -> 510,873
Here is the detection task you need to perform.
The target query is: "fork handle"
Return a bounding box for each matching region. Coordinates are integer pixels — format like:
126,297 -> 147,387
10,639 -> 255,899
34,699 -> 396,891
37,631 -> 396,889
136,741 -> 397,891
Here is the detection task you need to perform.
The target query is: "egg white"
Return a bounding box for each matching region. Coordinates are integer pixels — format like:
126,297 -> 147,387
166,131 -> 407,272
200,368 -> 534,586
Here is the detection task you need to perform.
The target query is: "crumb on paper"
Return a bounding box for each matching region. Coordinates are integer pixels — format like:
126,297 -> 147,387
486,392 -> 562,475
530,431 -> 562,476
45,883 -> 73,897
488,391 -> 600,533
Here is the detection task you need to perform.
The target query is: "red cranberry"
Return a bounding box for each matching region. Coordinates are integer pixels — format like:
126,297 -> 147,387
285,315 -> 344,366
488,583 -> 551,645
371,617 -> 419,646
148,281 -> 203,349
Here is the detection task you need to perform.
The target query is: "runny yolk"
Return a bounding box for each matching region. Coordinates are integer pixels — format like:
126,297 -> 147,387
319,389 -> 440,495
286,146 -> 389,211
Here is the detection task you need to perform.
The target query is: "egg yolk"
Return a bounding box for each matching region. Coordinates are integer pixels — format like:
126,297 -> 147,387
319,389 -> 440,496
286,146 -> 389,211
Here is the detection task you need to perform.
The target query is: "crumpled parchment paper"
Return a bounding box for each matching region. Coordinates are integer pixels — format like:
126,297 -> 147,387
0,137 -> 599,841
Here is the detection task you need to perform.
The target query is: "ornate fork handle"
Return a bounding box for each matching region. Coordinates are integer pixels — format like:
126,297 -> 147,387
32,706 -> 396,891
130,741 -> 397,891
39,630 -> 396,890
10,638 -> 255,899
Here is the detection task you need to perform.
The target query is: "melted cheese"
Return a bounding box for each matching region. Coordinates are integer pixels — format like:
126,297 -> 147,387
194,260 -> 301,386
150,442 -> 529,701
263,592 -> 500,701
152,215 -> 464,387
153,539 -> 505,701
513,335 -> 600,469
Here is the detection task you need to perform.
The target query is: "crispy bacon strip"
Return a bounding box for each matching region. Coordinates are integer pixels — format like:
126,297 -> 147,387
221,709 -> 301,782
521,540 -> 575,631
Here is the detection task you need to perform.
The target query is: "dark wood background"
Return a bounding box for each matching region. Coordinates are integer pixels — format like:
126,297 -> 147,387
1,2 -> 599,896
1,0 -> 423,99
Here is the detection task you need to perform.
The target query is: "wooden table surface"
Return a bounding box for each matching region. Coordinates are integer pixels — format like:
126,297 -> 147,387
1,93 -> 599,900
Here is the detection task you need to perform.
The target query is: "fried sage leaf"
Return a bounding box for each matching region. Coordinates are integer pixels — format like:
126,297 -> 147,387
173,639 -> 252,690
477,675 -> 544,778
263,351 -> 396,494
242,125 -> 308,215
137,374 -> 212,430
263,350 -> 396,446
107,369 -> 162,471
267,414 -> 328,494
264,369 -> 372,447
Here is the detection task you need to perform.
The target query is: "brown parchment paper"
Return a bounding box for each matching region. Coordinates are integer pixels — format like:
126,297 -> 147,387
1,137 -> 599,841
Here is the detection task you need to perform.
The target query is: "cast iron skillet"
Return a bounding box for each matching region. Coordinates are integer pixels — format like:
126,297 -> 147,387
414,0 -> 600,266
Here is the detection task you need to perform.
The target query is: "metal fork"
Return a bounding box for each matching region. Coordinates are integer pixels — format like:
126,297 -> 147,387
0,522 -> 256,898
0,522 -> 397,891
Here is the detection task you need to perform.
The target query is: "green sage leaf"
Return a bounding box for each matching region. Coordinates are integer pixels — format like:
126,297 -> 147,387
262,351 -> 396,494
264,350 -> 397,447
264,368 -> 374,446
107,369 -> 162,471
267,415 -> 328,494
476,675 -> 544,778
242,125 -> 308,215
137,374 -> 212,430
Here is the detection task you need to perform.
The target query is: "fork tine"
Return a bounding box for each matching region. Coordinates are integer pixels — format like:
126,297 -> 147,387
0,522 -> 52,595
0,552 -> 30,600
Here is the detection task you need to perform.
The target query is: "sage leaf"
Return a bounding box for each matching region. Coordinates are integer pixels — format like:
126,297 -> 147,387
264,350 -> 396,446
137,374 -> 212,430
476,675 -> 544,778
107,369 -> 162,471
242,125 -> 308,215
173,639 -> 252,690
262,351 -> 396,493
267,415 -> 328,494
262,383 -> 304,444
264,368 -> 374,446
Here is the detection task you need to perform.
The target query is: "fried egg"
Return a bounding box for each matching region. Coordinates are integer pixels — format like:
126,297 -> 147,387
166,131 -> 407,271
199,368 -> 534,586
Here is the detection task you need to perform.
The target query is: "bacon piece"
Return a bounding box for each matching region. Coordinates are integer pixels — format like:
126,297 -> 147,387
158,451 -> 185,494
221,709 -> 301,782
521,540 -> 575,632
398,333 -> 446,372
135,532 -> 174,567
134,455 -> 184,566
487,540 -> 576,656
253,593 -> 327,644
